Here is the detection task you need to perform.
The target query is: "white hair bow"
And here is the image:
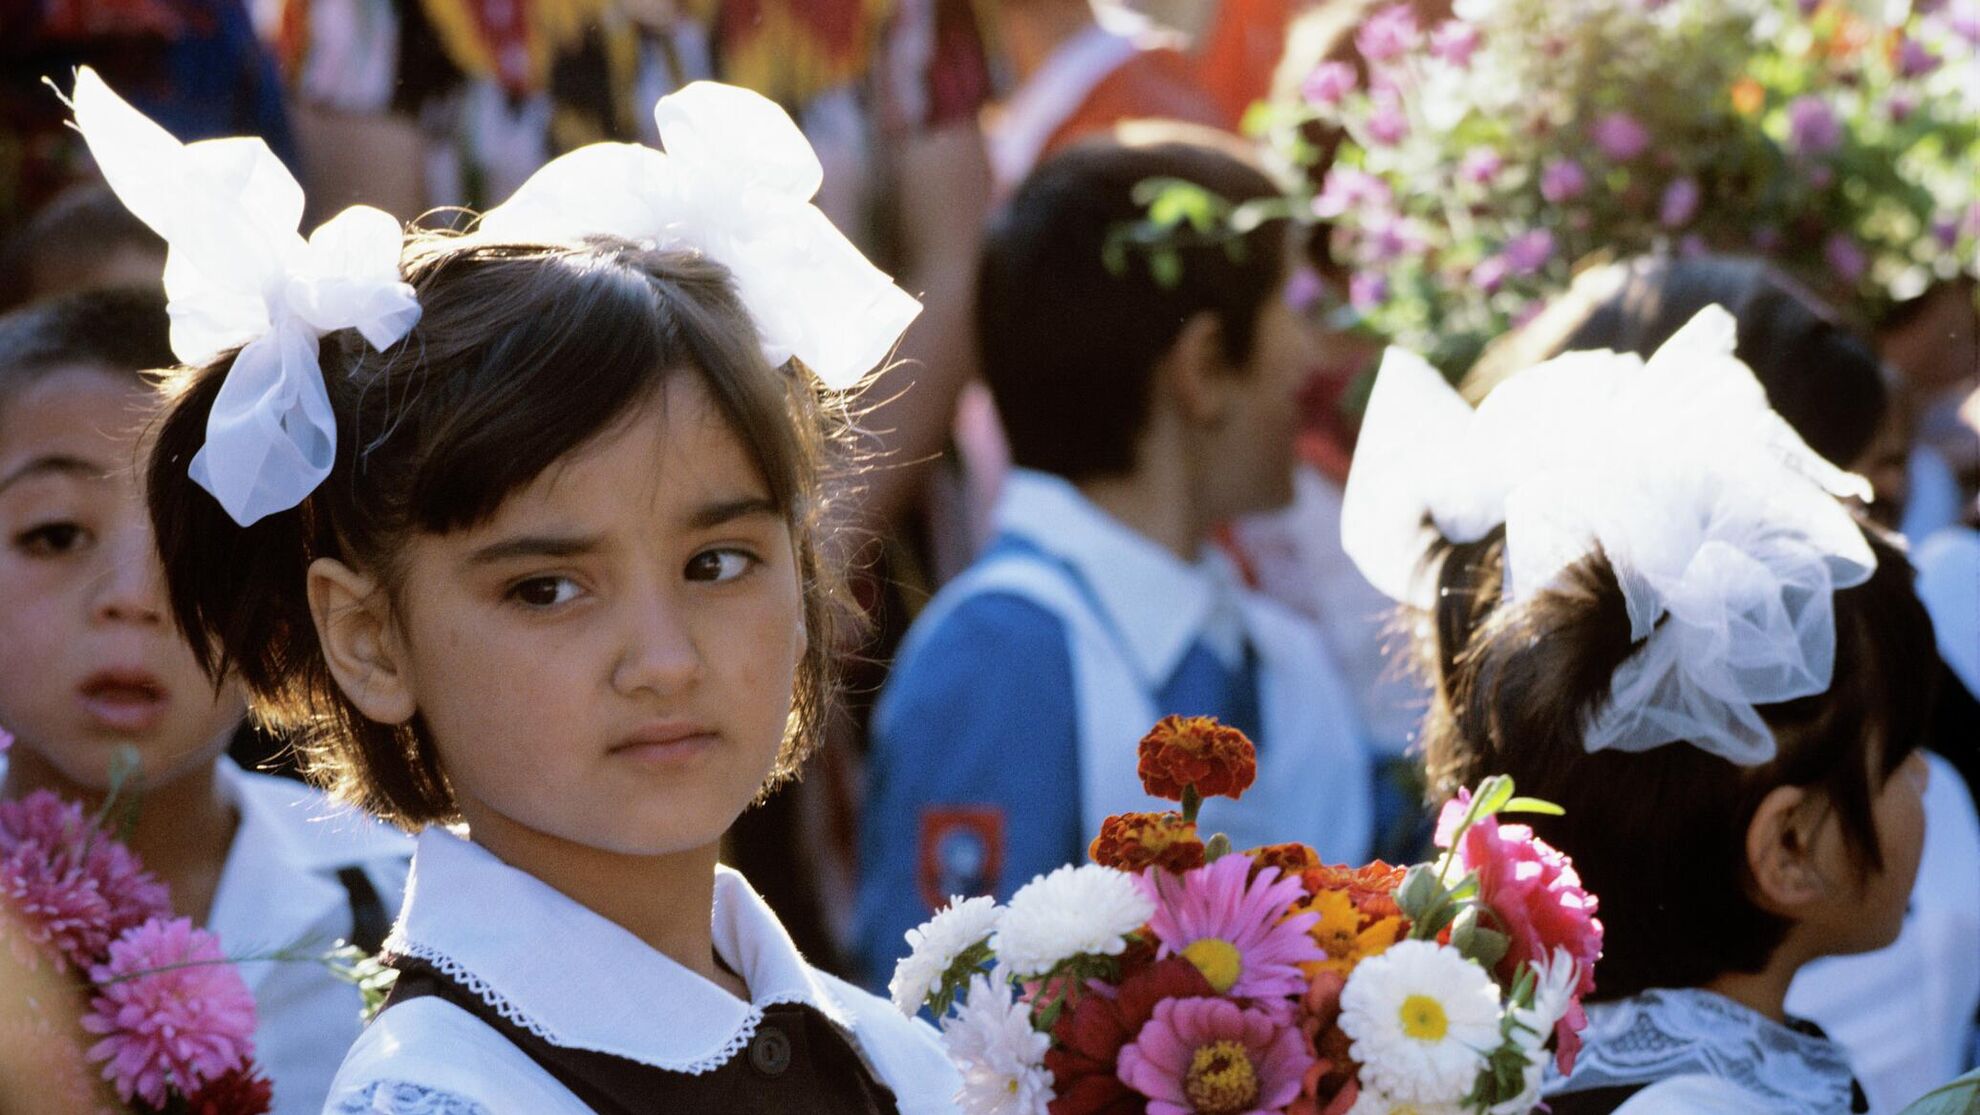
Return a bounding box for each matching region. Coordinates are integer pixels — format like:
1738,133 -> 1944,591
1341,305 -> 1876,765
68,67 -> 420,528
478,81 -> 921,391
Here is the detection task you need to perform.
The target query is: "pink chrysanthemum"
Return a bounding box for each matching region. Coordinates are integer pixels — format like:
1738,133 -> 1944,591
83,916 -> 257,1107
1437,792 -> 1603,1072
1118,996 -> 1313,1115
0,792 -> 170,972
1140,855 -> 1322,1005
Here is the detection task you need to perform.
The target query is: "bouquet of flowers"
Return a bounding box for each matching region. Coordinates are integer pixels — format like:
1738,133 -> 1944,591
889,717 -> 1603,1115
1258,0 -> 1979,376
0,766 -> 271,1113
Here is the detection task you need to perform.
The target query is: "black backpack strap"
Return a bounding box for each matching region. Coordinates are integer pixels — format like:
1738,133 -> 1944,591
1542,1085 -> 1650,1115
335,865 -> 392,955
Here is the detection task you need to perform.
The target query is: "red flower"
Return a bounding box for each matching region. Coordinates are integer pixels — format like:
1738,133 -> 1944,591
1137,717 -> 1257,802
1046,957 -> 1213,1115
1288,970 -> 1360,1115
1437,795 -> 1604,1072
1090,812 -> 1206,875
184,1066 -> 274,1115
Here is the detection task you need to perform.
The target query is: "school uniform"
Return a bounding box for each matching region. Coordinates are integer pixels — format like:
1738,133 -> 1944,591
0,755 -> 411,1115
1542,988 -> 1870,1115
853,468 -> 1373,987
325,828 -> 960,1115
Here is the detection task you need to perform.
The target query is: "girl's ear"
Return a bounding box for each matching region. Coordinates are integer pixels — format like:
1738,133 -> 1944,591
307,557 -> 417,725
1744,784 -> 1831,914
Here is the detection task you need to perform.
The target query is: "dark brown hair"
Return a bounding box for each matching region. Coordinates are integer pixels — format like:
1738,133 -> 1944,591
0,286 -> 172,408
148,234 -> 856,828
1468,255 -> 1889,469
1418,522 -> 1937,999
976,129 -> 1293,482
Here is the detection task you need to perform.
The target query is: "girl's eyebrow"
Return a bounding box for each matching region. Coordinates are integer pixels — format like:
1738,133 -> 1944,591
688,496 -> 779,531
0,454 -> 109,497
465,532 -> 604,566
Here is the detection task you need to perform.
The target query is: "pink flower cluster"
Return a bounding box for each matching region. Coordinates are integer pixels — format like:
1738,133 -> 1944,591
0,790 -> 169,972
1436,794 -> 1603,1072
0,790 -> 266,1112
83,916 -> 259,1108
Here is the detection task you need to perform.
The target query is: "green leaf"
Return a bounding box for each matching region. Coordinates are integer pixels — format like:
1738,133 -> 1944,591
1151,251 -> 1183,290
1895,1069 -> 1980,1115
1472,775 -> 1516,819
1396,864 -> 1443,921
1203,832 -> 1233,862
1502,796 -> 1566,817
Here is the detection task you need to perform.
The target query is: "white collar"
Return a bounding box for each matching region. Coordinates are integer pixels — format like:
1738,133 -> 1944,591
994,469 -> 1244,685
986,7 -> 1180,188
1548,987 -> 1861,1113
385,828 -> 852,1075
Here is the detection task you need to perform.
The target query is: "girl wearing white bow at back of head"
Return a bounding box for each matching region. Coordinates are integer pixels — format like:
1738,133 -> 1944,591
1341,310 -> 1939,1115
68,68 -> 957,1114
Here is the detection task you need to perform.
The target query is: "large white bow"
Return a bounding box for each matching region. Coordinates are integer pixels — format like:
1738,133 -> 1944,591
478,81 -> 921,391
1341,305 -> 1877,764
69,67 -> 420,527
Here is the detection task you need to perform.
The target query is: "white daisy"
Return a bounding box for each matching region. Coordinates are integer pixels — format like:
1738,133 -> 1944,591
891,895 -> 1003,1015
1485,947 -> 1583,1115
990,863 -> 1154,977
942,972 -> 1053,1115
1339,939 -> 1502,1105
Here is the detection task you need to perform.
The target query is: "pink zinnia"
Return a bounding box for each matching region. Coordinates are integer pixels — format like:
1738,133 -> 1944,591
83,916 -> 257,1107
1140,855 -> 1322,1004
0,791 -> 170,972
1436,793 -> 1602,1072
1118,996 -> 1312,1115
1590,112 -> 1650,161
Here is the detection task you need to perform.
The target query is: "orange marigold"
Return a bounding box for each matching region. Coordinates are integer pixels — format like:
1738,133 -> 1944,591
1089,811 -> 1206,874
1244,843 -> 1321,885
1300,861 -> 1407,923
1136,715 -> 1257,802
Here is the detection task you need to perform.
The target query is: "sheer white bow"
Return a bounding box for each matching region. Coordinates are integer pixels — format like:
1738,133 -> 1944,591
1341,305 -> 1876,765
69,67 -> 421,527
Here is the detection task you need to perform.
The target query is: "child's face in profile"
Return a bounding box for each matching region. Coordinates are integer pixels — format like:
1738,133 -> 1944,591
1207,262 -> 1322,518
0,367 -> 245,788
1810,747 -> 1931,955
373,373 -> 806,858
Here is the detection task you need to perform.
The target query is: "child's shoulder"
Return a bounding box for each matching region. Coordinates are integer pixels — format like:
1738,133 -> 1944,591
225,761 -> 413,868
809,969 -> 962,1114
325,996 -> 587,1115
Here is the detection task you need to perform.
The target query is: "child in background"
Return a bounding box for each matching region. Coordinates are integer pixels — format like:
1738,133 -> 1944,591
1343,307 -> 1932,1113
0,287 -> 410,1115
70,70 -> 955,1113
1470,255 -> 1980,1115
854,128 -> 1372,989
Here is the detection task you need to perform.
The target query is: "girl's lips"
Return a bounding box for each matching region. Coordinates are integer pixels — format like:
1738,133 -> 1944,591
77,672 -> 169,734
610,725 -> 718,768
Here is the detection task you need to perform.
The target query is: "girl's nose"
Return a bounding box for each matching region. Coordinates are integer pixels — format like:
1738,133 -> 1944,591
611,586 -> 702,698
90,524 -> 166,627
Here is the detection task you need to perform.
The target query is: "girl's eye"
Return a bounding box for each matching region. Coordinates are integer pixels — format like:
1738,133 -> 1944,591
685,548 -> 756,584
508,576 -> 583,608
15,521 -> 91,556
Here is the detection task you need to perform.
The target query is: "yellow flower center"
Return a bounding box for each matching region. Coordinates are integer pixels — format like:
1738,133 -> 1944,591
1183,1039 -> 1261,1115
1182,937 -> 1243,994
1399,994 -> 1449,1042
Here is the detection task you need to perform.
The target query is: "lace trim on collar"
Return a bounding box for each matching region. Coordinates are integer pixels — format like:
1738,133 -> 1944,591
1544,988 -> 1859,1113
386,942 -> 831,1077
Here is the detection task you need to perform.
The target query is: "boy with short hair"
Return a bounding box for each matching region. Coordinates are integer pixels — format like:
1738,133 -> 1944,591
854,131 -> 1372,985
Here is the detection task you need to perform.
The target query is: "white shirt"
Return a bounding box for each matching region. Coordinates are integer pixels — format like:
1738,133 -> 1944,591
0,755 -> 412,1115
326,829 -> 960,1114
212,761 -> 413,1115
